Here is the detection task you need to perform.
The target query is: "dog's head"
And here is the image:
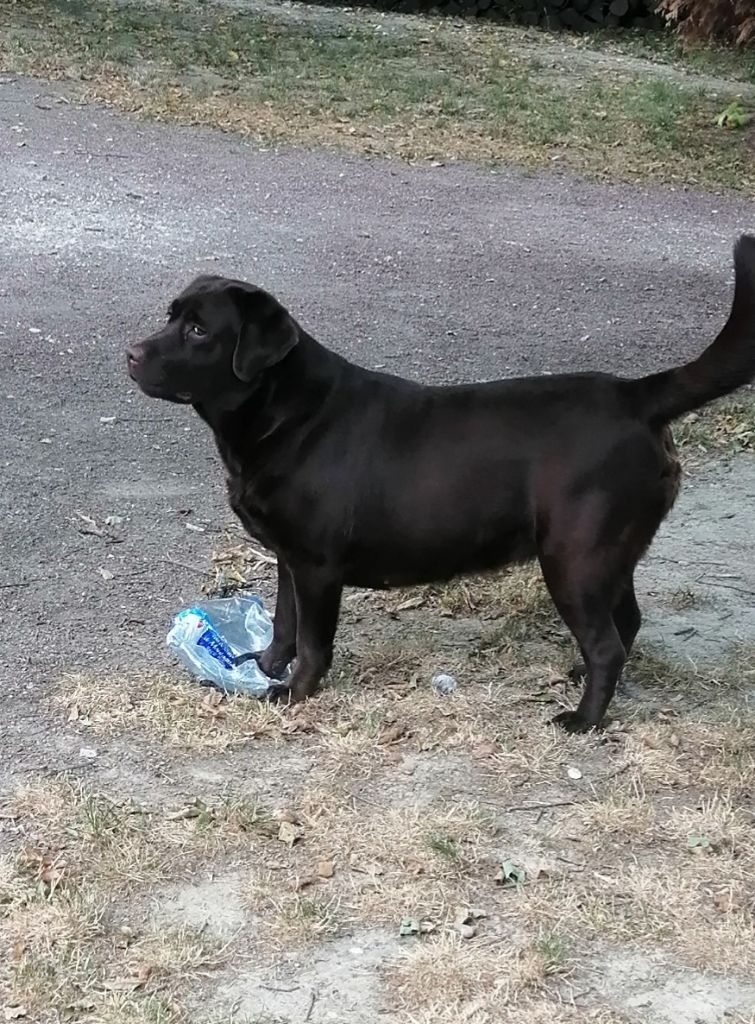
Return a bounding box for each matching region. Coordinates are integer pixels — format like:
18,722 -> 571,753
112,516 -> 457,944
127,276 -> 299,405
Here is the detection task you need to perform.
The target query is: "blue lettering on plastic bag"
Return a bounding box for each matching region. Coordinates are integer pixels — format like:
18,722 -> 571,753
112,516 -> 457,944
196,625 -> 236,669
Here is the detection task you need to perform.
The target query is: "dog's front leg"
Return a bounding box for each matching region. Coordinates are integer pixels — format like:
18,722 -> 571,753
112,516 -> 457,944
256,558 -> 297,679
271,565 -> 342,704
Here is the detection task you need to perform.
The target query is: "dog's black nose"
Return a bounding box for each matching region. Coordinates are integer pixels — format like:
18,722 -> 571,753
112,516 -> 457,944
127,348 -> 142,370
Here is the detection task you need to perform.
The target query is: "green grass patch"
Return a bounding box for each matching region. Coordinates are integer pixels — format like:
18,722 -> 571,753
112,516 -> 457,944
1,0 -> 754,189
586,27 -> 755,86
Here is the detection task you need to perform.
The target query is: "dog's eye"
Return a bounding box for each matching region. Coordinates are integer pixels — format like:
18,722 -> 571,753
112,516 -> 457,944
188,324 -> 207,339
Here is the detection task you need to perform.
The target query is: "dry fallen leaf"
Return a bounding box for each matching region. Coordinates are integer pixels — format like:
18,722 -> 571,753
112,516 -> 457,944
294,875 -> 317,892
712,890 -> 743,913
472,741 -> 496,759
200,691 -> 225,719
278,820 -> 304,847
25,850 -> 67,891
350,856 -> 384,877
282,717 -> 315,735
378,723 -> 407,746
166,798 -> 206,821
113,925 -> 136,949
4,1007 -> 27,1021
103,965 -> 151,992
495,860 -> 526,887
453,905 -> 486,939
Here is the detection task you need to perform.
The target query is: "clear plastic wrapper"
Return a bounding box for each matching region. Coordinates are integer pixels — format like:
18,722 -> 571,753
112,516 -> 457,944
166,593 -> 282,697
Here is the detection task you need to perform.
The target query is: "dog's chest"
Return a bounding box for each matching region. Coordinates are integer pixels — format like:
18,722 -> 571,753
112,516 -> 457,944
225,474 -> 277,548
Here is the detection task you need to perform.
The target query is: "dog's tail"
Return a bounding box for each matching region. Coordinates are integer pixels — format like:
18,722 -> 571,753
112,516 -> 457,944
624,234 -> 755,427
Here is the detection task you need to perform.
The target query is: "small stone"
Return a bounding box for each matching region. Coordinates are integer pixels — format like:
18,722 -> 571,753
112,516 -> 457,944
317,860 -> 334,879
432,673 -> 457,696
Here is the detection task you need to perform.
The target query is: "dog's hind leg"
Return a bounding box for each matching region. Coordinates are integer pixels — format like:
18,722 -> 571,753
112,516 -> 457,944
538,548 -> 628,733
256,558 -> 298,679
568,575 -> 641,684
612,576 -> 642,656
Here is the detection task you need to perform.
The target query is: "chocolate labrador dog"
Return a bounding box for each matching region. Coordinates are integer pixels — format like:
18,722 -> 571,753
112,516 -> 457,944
127,236 -> 755,732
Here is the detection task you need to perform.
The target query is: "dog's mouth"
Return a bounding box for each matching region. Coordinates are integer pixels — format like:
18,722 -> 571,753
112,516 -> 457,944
133,377 -> 193,404
144,386 -> 193,405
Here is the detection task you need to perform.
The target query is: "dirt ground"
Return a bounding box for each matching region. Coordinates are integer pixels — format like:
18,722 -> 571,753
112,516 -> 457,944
0,24 -> 754,1024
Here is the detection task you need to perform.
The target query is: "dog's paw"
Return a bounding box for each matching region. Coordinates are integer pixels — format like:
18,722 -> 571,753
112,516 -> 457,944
265,682 -> 293,705
551,709 -> 597,734
253,648 -> 291,680
567,662 -> 586,682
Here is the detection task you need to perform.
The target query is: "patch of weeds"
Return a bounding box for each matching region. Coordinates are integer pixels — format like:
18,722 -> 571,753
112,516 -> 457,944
426,833 -> 462,866
667,586 -> 707,611
129,925 -> 225,980
425,565 -> 556,625
79,790 -> 125,841
534,932 -> 569,973
288,894 -> 337,934
628,643 -> 754,697
93,994 -> 185,1024
257,888 -> 340,944
674,395 -> 755,456
361,707 -> 390,737
566,787 -> 656,842
426,578 -> 480,617
204,795 -> 278,837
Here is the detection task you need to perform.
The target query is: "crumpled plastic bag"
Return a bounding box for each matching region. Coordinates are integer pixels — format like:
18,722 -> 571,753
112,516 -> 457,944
166,592 -> 284,697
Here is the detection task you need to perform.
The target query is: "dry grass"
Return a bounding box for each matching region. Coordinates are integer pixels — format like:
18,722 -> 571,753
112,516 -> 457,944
0,824 -> 222,1021
2,0 -> 755,191
627,642 -> 754,699
675,394 -> 755,457
5,680 -> 755,1019
4,557 -> 753,1020
202,529 -> 277,598
519,851 -> 755,975
242,792 -> 500,946
55,671 -> 286,751
387,932 -> 574,1024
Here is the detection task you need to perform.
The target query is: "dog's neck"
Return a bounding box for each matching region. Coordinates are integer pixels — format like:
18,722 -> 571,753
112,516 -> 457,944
194,331 -> 348,473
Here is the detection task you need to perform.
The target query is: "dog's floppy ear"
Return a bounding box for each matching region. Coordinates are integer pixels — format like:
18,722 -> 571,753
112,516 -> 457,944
228,282 -> 299,383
